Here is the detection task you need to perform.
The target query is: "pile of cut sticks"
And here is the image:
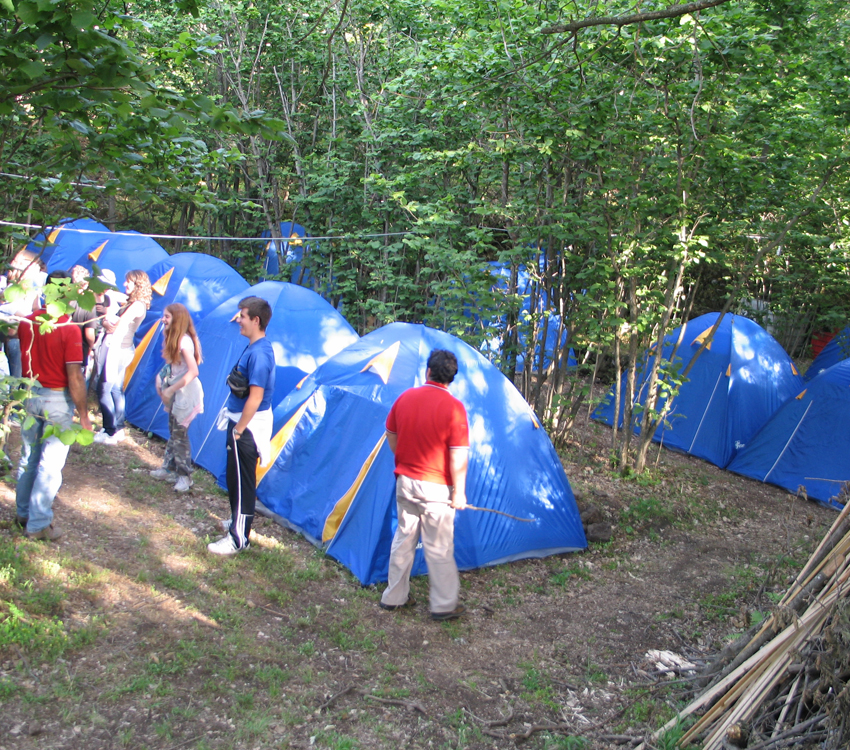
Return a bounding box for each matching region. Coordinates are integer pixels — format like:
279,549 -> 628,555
640,500 -> 850,750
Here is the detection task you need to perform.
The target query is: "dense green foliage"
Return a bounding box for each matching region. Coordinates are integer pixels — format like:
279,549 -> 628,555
1,0 -> 848,467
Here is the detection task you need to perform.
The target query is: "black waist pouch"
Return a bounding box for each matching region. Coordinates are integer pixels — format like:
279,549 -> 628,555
226,365 -> 250,399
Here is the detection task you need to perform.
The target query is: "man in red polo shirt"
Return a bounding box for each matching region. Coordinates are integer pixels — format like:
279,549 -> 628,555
380,349 -> 469,621
15,271 -> 91,540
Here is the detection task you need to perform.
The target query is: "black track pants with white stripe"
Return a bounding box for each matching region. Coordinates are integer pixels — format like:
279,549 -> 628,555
226,419 -> 258,549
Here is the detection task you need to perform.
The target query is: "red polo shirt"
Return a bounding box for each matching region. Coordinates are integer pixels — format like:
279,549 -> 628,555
386,381 -> 469,485
18,311 -> 83,389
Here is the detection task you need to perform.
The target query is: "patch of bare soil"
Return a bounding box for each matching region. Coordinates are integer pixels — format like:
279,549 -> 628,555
0,415 -> 836,750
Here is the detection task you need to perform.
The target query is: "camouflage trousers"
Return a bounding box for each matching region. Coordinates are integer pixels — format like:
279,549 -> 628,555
163,412 -> 194,477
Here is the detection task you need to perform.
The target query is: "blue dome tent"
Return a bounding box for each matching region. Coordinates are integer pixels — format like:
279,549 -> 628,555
62,230 -> 170,293
727,361 -> 850,510
258,221 -> 309,279
481,262 -> 575,373
805,328 -> 850,381
28,218 -> 113,270
592,313 -> 804,468
132,252 -> 250,342
185,281 -> 359,479
255,322 -> 587,585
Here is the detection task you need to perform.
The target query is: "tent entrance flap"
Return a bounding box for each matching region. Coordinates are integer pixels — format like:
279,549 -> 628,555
322,434 -> 387,543
687,370 -> 725,453
763,402 -> 813,482
125,319 -> 161,388
256,401 -> 310,485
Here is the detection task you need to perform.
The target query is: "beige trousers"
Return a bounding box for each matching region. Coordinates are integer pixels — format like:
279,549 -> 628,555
380,475 -> 459,614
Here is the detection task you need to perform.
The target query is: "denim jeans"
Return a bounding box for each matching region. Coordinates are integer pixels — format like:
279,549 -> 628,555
16,387 -> 74,533
98,376 -> 126,435
98,347 -> 131,435
5,337 -> 21,378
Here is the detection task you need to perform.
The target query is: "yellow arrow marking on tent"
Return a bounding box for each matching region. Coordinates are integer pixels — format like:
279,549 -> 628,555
322,433 -> 386,543
88,240 -> 108,262
692,328 -> 713,350
47,226 -> 63,244
726,363 -> 731,377
360,340 -> 400,384
791,362 -> 799,376
256,401 -> 311,484
795,389 -> 807,400
295,374 -> 309,390
151,268 -> 174,296
124,320 -> 161,388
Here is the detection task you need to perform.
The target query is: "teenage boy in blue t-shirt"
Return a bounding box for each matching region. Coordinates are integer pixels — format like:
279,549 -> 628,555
208,296 -> 276,556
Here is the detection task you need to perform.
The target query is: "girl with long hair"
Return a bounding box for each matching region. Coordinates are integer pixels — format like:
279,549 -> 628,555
94,269 -> 152,445
151,303 -> 204,492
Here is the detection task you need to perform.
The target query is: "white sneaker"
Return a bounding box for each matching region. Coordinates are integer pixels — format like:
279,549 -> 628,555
93,429 -> 109,444
207,535 -> 249,556
174,476 -> 193,492
103,429 -> 125,445
150,467 -> 176,481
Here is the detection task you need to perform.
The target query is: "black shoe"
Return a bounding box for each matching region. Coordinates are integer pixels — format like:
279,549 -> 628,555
379,596 -> 416,611
431,604 -> 466,621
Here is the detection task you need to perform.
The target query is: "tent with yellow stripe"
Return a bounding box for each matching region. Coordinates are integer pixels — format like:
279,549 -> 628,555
592,312 -> 804,469
55,228 -> 169,289
29,219 -> 170,289
256,322 -> 587,586
26,218 -> 112,269
184,280 -> 359,482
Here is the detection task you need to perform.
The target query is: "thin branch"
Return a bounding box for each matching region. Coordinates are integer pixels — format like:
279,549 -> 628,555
541,0 -> 733,35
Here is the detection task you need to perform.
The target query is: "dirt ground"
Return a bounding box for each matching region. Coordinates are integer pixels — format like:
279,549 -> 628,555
0,415 -> 837,750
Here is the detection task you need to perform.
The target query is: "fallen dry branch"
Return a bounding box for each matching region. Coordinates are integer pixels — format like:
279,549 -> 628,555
362,692 -> 427,715
638,497 -> 850,750
512,721 -> 573,742
318,684 -> 356,711
746,714 -> 826,749
596,733 -> 642,746
462,705 -> 515,727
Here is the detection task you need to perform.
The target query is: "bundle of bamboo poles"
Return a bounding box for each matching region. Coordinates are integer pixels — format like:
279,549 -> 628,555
640,500 -> 850,750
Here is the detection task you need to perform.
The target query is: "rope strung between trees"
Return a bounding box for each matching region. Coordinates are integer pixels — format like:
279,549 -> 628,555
0,219 -> 417,244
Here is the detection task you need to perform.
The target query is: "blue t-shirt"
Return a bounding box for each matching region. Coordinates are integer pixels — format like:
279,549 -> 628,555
226,337 -> 276,412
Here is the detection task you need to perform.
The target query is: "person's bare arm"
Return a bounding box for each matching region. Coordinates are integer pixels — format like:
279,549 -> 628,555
161,345 -> 199,402
65,363 -> 91,431
385,431 -> 397,453
449,447 -> 468,510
